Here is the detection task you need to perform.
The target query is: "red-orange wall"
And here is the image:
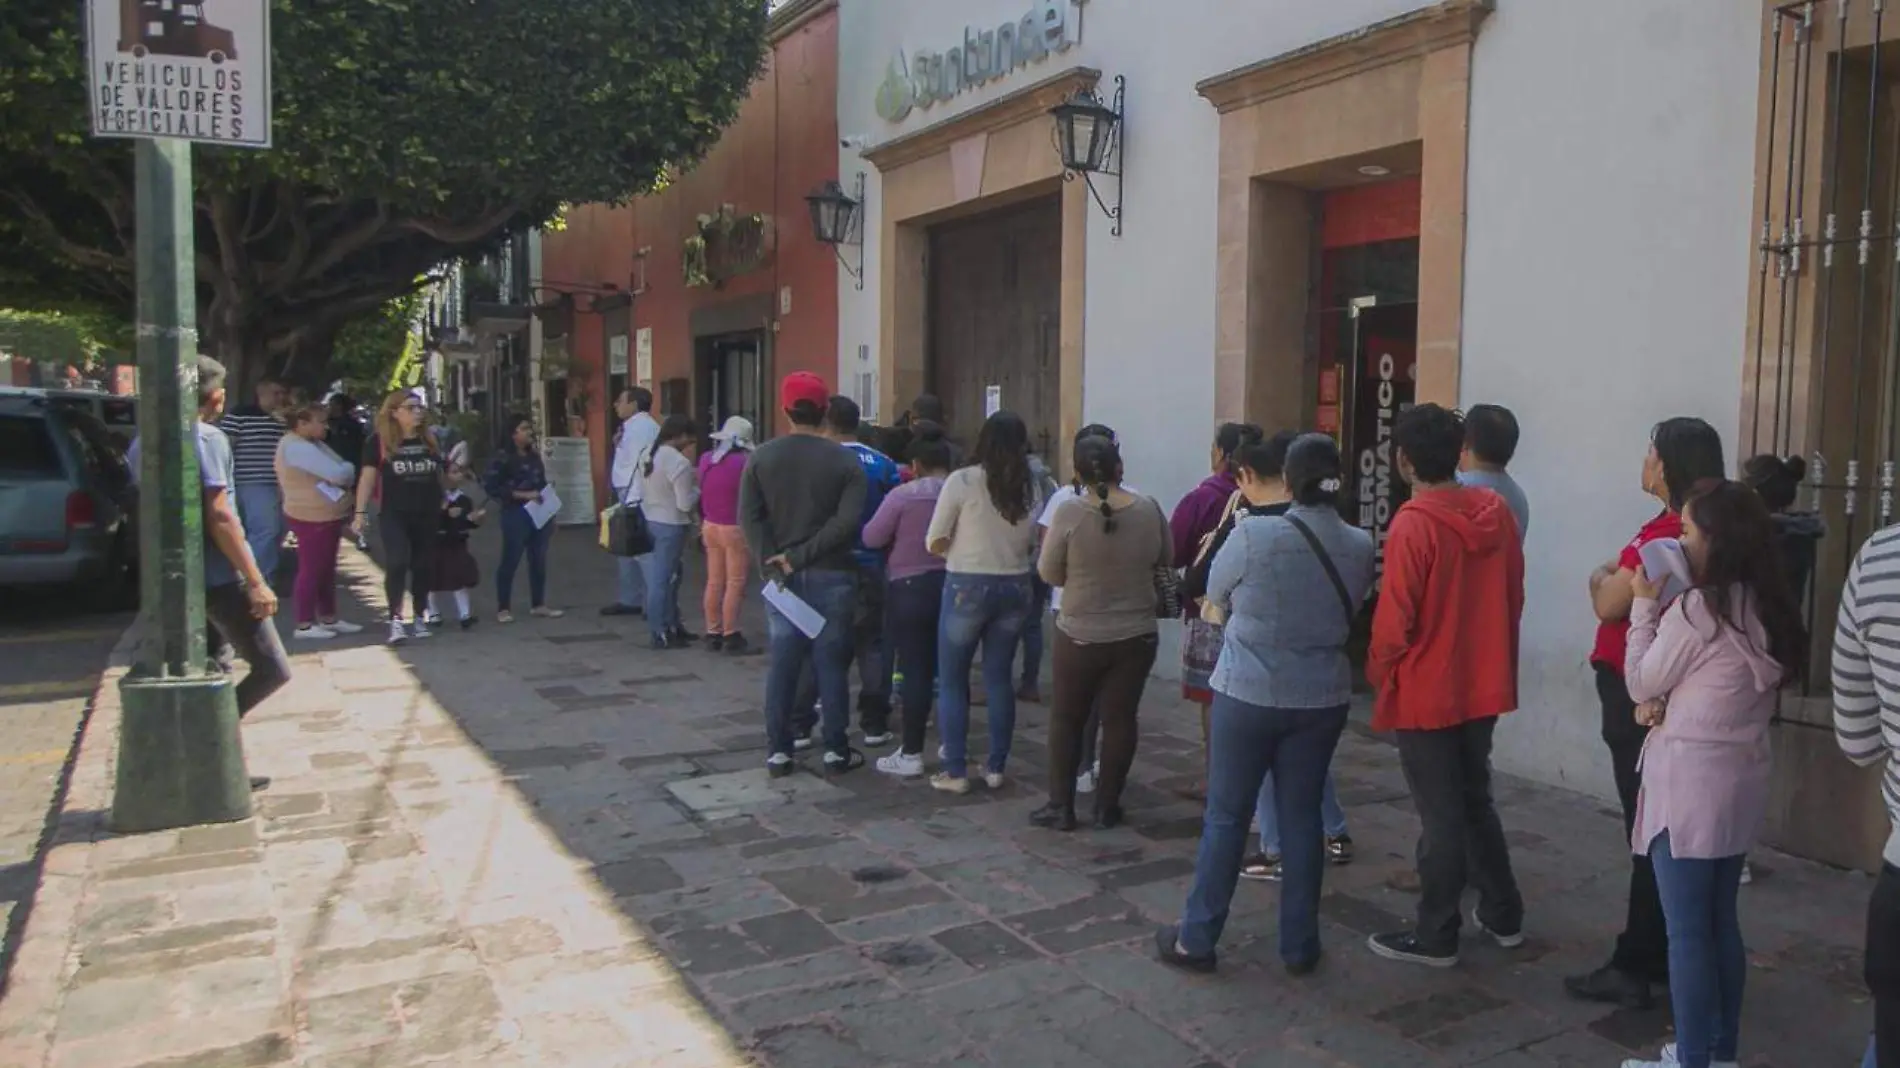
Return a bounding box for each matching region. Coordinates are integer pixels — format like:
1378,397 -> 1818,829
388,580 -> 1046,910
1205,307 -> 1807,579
541,3 -> 840,503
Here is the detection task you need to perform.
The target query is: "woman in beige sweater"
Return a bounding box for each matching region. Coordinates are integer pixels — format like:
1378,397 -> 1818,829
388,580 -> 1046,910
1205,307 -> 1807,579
275,404 -> 360,639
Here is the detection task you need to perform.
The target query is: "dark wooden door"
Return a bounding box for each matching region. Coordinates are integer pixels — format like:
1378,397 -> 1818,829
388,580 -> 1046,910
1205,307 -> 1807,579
926,196 -> 1062,457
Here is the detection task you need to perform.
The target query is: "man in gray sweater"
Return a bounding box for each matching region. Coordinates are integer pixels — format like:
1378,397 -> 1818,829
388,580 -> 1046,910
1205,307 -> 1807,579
740,371 -> 867,777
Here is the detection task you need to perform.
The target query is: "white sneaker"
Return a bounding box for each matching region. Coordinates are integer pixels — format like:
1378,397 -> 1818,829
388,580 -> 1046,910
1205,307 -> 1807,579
1618,1043 -> 1738,1068
937,743 -> 947,761
982,771 -> 1006,790
877,751 -> 924,778
386,620 -> 408,646
322,619 -> 364,635
294,624 -> 337,641
793,732 -> 815,752
1739,861 -> 1753,885
1075,769 -> 1096,794
863,731 -> 895,747
422,611 -> 443,627
1470,907 -> 1525,949
930,772 -> 971,795
409,620 -> 433,640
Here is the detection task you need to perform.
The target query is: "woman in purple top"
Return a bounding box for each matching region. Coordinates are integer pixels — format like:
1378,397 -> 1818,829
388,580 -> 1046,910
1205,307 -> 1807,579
1168,422 -> 1263,800
697,416 -> 755,654
868,424 -> 953,778
1621,481 -> 1805,1068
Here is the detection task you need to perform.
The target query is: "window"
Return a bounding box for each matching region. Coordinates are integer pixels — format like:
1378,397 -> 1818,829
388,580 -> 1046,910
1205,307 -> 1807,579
0,416 -> 63,478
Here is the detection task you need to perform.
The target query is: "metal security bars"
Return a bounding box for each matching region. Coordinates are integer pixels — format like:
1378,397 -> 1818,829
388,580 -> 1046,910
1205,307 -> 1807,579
1748,0 -> 1900,698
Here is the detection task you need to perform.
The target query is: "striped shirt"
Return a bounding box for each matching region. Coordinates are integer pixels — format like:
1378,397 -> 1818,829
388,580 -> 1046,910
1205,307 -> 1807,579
218,404 -> 287,485
1832,523 -> 1900,866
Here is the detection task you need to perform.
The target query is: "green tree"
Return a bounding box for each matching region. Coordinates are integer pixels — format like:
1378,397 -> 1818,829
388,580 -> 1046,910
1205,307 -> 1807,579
328,291 -> 422,398
0,0 -> 767,392
0,308 -> 132,372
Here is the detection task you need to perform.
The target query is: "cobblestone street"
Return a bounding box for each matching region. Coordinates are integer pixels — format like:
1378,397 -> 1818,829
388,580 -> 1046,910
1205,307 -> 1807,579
0,527 -> 1881,1067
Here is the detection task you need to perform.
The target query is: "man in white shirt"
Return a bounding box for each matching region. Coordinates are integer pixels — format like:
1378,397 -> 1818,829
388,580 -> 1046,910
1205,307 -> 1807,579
603,387 -> 661,616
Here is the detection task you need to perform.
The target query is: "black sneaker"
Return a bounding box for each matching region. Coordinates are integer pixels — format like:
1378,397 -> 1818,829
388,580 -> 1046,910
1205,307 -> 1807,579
822,749 -> 865,776
1367,931 -> 1457,968
1284,952 -> 1322,978
1153,925 -> 1217,974
650,634 -> 677,651
707,634 -> 725,652
600,603 -> 641,617
248,776 -> 272,792
671,626 -> 699,643
766,753 -> 794,779
1563,964 -> 1656,1009
1327,834 -> 1355,865
1240,853 -> 1282,882
723,633 -> 753,656
459,616 -> 477,631
1093,804 -> 1124,830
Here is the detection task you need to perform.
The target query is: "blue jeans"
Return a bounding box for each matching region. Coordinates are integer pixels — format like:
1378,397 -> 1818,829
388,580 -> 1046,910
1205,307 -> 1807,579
1864,1034 -> 1877,1068
1016,576 -> 1048,691
1179,694 -> 1348,967
235,482 -> 283,579
640,521 -> 689,640
1650,831 -> 1747,1068
764,569 -> 858,758
937,573 -> 1031,778
616,554 -> 645,608
495,505 -> 551,612
1259,771 -> 1348,855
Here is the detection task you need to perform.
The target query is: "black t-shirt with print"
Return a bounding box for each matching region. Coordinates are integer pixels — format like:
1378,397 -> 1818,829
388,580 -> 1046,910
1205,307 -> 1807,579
369,434 -> 442,518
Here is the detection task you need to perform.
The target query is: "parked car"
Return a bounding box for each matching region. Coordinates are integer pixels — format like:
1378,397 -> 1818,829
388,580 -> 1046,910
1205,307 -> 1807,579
0,390 -> 138,607
40,389 -> 137,453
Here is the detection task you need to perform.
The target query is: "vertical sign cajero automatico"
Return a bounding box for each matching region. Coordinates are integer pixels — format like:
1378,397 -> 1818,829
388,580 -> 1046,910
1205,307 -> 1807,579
87,0 -> 272,147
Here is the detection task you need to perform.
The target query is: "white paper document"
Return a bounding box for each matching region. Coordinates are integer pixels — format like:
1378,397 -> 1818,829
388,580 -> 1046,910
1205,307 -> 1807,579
524,488 -> 562,530
1637,537 -> 1694,608
316,482 -> 347,503
761,581 -> 826,640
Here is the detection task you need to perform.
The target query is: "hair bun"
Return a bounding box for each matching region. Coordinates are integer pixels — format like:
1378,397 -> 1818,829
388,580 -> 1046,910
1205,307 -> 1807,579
1784,455 -> 1807,481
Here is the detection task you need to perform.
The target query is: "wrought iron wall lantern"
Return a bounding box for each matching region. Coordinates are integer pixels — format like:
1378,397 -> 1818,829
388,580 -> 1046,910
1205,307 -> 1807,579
806,174 -> 866,290
1050,76 -> 1125,238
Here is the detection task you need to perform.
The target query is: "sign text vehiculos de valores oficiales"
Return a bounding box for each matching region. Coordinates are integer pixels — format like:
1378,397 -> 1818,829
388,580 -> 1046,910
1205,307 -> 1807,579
94,58 -> 250,141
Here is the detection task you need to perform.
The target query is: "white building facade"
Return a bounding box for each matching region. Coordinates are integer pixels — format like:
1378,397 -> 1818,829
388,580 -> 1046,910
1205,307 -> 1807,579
835,0 -> 1892,867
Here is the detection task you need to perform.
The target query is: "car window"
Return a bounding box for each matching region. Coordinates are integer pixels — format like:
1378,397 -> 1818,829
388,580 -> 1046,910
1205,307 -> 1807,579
67,411 -> 130,485
0,415 -> 63,478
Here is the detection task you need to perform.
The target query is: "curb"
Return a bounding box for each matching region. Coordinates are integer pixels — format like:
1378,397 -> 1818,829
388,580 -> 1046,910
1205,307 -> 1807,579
0,623 -> 139,1068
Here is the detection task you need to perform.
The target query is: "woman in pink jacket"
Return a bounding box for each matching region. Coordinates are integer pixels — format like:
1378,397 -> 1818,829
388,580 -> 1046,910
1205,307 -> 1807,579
1622,481 -> 1807,1068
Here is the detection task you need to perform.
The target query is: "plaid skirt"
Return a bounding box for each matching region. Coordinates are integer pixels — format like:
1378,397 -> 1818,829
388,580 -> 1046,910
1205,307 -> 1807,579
1180,616 -> 1223,703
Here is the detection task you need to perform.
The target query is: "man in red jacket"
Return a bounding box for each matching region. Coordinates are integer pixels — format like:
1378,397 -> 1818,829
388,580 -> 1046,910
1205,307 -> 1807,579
1366,403 -> 1527,968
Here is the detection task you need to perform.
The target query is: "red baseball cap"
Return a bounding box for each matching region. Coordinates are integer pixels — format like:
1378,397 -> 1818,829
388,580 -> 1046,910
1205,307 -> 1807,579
779,371 -> 830,412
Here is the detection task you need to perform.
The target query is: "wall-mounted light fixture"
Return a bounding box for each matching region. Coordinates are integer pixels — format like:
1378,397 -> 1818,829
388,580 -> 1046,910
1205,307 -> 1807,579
806,174 -> 865,290
1050,75 -> 1125,238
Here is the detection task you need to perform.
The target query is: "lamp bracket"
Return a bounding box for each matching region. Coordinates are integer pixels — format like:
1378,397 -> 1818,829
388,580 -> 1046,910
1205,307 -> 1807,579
832,171 -> 866,291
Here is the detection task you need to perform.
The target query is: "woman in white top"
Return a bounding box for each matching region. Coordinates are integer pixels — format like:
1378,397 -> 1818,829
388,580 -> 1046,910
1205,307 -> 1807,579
638,413 -> 702,650
925,410 -> 1043,794
274,403 -> 361,639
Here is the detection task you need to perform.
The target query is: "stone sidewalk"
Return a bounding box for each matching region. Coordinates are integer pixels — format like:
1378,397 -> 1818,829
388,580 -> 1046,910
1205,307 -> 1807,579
0,524 -> 1883,1066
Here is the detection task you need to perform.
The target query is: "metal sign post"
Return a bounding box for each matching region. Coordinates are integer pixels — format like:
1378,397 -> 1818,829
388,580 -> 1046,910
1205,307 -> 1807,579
86,0 -> 272,831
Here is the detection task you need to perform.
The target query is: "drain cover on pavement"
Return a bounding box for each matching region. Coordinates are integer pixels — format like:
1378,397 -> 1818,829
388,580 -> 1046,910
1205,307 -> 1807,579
666,768 -> 847,820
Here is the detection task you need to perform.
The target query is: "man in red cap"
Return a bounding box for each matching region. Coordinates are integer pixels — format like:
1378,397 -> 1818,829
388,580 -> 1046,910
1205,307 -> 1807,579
739,371 -> 869,776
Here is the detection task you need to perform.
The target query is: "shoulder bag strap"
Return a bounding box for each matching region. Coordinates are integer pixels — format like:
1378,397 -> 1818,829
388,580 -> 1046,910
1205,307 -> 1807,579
1283,514 -> 1356,626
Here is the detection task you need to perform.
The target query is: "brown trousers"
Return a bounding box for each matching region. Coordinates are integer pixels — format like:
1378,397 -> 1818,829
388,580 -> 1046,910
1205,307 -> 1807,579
1047,630 -> 1160,811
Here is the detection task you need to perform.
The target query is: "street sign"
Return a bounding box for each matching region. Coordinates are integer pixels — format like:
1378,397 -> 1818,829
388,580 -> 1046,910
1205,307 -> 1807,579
87,0 -> 272,148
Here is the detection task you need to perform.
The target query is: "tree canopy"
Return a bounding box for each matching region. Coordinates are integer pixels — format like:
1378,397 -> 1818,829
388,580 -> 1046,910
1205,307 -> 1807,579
0,0 -> 768,390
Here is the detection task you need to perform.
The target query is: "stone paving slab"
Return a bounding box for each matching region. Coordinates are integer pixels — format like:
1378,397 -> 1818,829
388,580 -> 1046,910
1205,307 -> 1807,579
1,527 -> 1885,1067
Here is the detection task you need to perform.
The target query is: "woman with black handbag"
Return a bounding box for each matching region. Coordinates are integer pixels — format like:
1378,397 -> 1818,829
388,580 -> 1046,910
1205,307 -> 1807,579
1158,434 -> 1374,977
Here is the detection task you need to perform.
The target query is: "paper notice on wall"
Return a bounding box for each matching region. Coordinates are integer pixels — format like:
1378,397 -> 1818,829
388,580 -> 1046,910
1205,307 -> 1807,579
539,437 -> 595,526
984,385 -> 1002,417
635,328 -> 654,388
608,335 -> 629,376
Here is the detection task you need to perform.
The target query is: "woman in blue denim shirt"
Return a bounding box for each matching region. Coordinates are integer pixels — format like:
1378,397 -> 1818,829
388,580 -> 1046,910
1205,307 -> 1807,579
483,415 -> 565,623
924,411 -> 1043,794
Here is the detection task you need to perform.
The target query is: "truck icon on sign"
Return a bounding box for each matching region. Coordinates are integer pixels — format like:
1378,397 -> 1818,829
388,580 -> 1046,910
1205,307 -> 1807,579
118,0 -> 237,63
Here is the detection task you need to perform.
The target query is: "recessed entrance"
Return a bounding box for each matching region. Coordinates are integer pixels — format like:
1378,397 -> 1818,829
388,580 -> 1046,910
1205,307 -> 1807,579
1315,178 -> 1422,578
925,194 -> 1064,453
694,331 -> 766,444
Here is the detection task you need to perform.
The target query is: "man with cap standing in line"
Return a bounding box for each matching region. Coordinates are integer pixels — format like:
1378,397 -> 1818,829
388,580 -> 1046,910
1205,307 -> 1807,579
740,371 -> 868,777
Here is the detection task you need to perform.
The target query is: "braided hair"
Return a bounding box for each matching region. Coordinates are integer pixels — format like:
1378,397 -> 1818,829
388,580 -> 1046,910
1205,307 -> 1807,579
1071,434 -> 1123,534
